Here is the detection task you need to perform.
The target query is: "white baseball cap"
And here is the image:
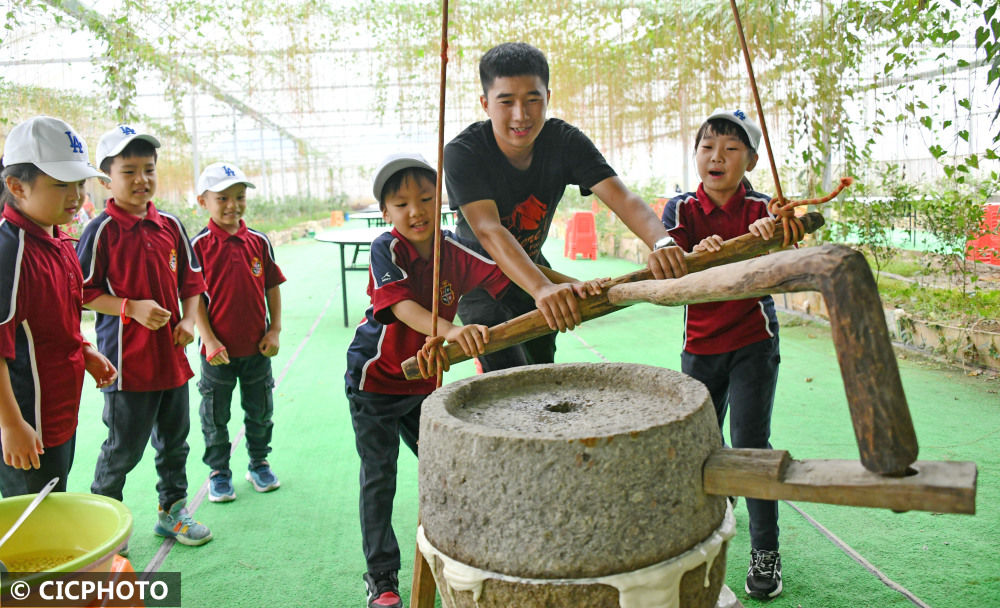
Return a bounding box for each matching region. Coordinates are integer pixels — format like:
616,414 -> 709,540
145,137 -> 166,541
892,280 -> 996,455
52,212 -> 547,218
196,162 -> 256,195
95,125 -> 161,169
372,152 -> 435,201
2,116 -> 106,182
706,109 -> 763,152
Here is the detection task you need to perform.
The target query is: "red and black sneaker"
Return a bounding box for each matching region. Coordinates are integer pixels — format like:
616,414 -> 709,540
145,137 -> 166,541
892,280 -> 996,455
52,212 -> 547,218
363,571 -> 402,608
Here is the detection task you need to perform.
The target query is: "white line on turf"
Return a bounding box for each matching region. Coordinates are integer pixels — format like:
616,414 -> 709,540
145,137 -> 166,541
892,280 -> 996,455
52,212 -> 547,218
784,500 -> 932,608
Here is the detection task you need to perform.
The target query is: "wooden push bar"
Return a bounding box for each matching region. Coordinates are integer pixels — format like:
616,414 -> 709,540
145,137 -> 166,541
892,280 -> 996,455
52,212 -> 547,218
608,244 -> 918,476
703,449 -> 977,514
400,212 -> 826,381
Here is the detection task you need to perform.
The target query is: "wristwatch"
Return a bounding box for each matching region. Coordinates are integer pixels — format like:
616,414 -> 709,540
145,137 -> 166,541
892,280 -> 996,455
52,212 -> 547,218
654,236 -> 676,251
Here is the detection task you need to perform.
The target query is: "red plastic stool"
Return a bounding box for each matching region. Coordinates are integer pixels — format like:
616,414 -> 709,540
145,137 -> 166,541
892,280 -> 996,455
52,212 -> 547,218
564,211 -> 598,260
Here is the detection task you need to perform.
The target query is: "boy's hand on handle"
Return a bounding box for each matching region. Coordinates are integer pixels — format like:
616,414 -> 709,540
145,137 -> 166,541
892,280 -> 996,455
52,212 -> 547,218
83,344 -> 118,388
693,235 -> 725,253
1,421 -> 43,470
534,283 -> 581,332
647,246 -> 688,279
416,335 -> 449,379
749,217 -> 777,241
571,278 -> 610,298
128,299 -> 172,331
445,324 -> 490,358
172,317 -> 195,347
258,330 -> 280,358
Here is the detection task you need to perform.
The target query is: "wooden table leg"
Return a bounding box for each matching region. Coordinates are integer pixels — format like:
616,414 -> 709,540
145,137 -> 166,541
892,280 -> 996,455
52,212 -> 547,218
410,543 -> 437,607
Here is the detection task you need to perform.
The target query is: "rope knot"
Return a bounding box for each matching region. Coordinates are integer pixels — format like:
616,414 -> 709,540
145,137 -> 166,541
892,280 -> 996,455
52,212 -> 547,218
768,177 -> 855,247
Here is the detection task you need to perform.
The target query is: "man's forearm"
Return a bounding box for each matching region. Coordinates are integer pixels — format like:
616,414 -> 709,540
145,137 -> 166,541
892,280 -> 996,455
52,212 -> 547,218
476,223 -> 553,297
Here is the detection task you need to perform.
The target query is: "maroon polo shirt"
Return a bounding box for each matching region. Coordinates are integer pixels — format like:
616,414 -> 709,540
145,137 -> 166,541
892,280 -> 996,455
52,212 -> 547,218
191,219 -> 286,358
77,199 -> 206,392
0,205 -> 86,447
346,228 -> 510,394
664,184 -> 777,355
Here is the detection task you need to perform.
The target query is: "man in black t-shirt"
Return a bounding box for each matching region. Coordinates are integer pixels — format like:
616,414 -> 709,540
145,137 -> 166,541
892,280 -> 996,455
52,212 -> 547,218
445,42 -> 686,372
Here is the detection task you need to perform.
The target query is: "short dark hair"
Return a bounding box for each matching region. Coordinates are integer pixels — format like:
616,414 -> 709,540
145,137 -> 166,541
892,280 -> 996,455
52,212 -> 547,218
99,138 -> 159,174
0,162 -> 44,209
479,42 -> 549,95
694,118 -> 756,154
378,167 -> 437,210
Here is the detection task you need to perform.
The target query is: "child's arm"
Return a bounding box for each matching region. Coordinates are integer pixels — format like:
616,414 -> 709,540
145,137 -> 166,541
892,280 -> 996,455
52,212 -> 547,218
173,295 -> 199,347
258,286 -> 282,358
0,359 -> 43,470
535,265 -> 607,298
84,295 -> 171,331
83,343 -> 117,388
390,299 -> 490,378
194,298 -> 229,366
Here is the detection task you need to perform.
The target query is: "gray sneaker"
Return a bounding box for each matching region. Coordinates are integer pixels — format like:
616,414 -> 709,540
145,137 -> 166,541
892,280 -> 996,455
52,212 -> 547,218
154,499 -> 213,546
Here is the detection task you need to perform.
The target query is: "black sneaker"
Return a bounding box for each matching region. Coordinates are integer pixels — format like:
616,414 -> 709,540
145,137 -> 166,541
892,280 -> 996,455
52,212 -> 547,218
363,571 -> 402,608
746,549 -> 782,599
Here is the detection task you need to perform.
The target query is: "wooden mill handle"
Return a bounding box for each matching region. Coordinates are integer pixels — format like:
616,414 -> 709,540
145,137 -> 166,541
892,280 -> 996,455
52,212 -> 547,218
704,448 -> 976,514
400,212 -> 825,380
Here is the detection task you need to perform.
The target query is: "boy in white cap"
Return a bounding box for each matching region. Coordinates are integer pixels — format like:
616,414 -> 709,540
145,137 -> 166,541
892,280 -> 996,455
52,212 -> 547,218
77,125 -> 212,547
660,109 -> 784,600
0,116 -> 117,496
190,162 -> 286,502
345,153 -> 518,608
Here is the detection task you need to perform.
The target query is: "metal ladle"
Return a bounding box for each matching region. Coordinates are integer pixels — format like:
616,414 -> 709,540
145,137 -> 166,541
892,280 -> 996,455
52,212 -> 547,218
0,477 -> 59,573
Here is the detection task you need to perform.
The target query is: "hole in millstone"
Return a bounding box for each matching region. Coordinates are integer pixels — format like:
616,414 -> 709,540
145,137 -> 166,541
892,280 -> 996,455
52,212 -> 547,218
544,401 -> 579,413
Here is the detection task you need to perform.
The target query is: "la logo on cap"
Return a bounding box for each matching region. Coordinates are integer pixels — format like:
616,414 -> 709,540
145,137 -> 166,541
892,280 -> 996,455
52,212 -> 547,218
119,126 -> 137,135
223,166 -> 236,177
733,110 -> 747,121
66,131 -> 85,154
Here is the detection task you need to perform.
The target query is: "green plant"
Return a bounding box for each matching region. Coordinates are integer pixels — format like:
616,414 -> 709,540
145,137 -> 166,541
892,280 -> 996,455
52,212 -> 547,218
830,164 -> 915,279
876,274 -> 1000,325
915,173 -> 1000,293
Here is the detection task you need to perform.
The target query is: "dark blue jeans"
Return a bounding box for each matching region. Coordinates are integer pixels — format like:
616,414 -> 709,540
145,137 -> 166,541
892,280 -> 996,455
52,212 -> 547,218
91,387 -> 191,510
346,384 -> 424,575
0,434 -> 75,497
197,353 -> 275,474
457,285 -> 556,372
682,336 -> 781,551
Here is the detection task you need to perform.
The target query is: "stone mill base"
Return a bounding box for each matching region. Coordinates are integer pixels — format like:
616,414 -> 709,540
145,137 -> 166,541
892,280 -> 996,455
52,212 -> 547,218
417,507 -> 740,608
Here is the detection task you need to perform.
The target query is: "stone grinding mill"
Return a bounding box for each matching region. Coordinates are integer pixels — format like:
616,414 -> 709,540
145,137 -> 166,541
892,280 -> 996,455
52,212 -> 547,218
403,220 -> 978,608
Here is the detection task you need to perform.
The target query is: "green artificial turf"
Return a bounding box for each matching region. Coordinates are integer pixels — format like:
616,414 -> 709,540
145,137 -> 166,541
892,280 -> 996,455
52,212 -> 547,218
60,221 -> 998,607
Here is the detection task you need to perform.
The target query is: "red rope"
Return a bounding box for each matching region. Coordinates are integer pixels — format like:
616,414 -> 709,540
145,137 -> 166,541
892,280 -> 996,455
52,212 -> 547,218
768,177 -> 855,246
729,0 -> 853,247
429,0 -> 449,388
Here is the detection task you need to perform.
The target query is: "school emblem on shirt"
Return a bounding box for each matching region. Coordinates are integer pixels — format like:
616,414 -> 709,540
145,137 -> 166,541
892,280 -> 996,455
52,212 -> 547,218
251,256 -> 263,277
440,280 -> 455,306
169,248 -> 178,272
